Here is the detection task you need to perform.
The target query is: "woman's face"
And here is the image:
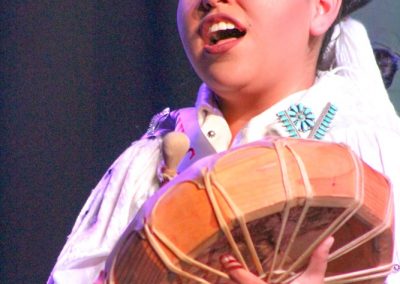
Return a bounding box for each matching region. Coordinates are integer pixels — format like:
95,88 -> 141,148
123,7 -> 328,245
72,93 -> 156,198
177,0 -> 317,100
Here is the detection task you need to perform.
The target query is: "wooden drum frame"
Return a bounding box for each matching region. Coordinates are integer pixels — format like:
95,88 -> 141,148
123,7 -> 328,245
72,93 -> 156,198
105,138 -> 394,284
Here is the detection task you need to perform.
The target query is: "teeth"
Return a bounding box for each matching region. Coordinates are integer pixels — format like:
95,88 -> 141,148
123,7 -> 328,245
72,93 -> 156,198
209,21 -> 237,33
219,22 -> 227,31
226,23 -> 235,29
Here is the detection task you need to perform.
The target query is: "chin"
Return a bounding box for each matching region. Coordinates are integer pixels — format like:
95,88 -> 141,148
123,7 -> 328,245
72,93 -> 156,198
203,76 -> 247,96
199,65 -> 253,94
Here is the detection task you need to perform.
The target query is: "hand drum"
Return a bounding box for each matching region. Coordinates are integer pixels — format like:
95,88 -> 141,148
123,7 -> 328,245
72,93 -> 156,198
106,138 -> 393,284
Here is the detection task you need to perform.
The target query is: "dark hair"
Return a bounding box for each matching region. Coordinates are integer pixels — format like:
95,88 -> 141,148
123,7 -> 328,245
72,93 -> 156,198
373,47 -> 399,89
318,0 -> 398,89
319,0 -> 372,66
341,0 -> 373,17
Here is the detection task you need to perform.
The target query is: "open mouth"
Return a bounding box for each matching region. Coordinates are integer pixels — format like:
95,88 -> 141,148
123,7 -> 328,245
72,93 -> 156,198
201,17 -> 247,46
208,22 -> 246,45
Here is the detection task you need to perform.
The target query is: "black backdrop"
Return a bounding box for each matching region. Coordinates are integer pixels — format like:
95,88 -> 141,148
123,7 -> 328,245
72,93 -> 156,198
1,1 -> 398,283
1,1 -> 200,283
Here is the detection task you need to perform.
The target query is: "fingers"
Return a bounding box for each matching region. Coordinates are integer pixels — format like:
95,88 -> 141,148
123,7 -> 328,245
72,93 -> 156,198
219,237 -> 333,284
220,254 -> 266,284
295,236 -> 334,284
220,254 -> 245,271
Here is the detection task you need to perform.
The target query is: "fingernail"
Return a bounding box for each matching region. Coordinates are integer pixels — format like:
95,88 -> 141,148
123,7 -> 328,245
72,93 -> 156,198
219,254 -> 244,271
326,236 -> 335,250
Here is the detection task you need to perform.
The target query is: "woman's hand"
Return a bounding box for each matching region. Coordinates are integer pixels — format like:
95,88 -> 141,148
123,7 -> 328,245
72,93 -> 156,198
220,237 -> 334,284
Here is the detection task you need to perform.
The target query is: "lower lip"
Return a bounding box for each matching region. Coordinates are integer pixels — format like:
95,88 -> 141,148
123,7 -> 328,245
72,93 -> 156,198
204,37 -> 242,54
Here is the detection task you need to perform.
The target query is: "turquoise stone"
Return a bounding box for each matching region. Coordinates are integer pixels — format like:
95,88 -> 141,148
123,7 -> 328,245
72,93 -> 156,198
328,108 -> 337,115
307,114 -> 316,120
290,104 -> 299,112
330,105 -> 338,111
301,121 -> 309,131
321,120 -> 330,128
326,112 -> 334,119
314,133 -> 323,139
305,120 -> 315,127
304,108 -> 312,115
318,124 -> 328,132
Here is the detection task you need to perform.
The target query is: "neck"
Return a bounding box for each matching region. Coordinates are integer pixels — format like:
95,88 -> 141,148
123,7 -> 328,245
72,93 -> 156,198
218,75 -> 316,139
210,39 -> 321,140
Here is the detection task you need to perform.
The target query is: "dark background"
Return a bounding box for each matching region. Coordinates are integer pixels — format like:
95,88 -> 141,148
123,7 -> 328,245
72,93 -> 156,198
1,1 -> 399,283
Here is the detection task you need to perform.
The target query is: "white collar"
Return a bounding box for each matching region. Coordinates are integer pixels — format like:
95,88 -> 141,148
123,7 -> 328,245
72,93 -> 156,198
193,74 -> 341,151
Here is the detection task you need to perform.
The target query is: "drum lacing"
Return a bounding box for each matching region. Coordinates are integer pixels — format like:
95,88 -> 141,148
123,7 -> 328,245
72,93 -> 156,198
143,140 -> 394,283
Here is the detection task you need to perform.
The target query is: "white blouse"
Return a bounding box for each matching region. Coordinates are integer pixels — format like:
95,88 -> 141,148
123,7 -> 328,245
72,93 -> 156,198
49,72 -> 400,283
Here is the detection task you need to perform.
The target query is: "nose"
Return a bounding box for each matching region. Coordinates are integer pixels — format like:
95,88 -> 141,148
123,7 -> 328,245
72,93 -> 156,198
201,0 -> 227,10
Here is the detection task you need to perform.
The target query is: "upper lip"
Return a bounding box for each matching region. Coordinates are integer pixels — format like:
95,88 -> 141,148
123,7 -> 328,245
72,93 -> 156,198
199,13 -> 247,44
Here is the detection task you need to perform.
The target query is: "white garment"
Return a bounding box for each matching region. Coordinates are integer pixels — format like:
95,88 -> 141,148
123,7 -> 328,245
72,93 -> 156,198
188,74 -> 400,284
49,19 -> 400,283
49,138 -> 163,283
49,74 -> 400,283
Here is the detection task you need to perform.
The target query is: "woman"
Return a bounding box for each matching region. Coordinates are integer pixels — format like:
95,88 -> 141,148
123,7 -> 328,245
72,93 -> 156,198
49,0 -> 400,283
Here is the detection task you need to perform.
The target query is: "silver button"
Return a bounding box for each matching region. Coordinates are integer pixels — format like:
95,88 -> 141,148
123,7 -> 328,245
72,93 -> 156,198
207,130 -> 216,138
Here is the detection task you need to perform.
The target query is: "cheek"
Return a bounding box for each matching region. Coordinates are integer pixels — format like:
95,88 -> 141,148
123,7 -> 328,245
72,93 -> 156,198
176,4 -> 187,43
176,4 -> 199,56
269,6 -> 310,52
283,2 -> 311,37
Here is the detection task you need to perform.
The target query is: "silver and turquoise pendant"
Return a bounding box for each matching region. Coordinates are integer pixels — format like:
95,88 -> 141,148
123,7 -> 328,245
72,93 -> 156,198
277,103 -> 337,140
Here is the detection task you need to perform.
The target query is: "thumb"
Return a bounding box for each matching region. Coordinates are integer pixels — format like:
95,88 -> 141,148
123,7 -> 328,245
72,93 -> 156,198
296,236 -> 334,283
